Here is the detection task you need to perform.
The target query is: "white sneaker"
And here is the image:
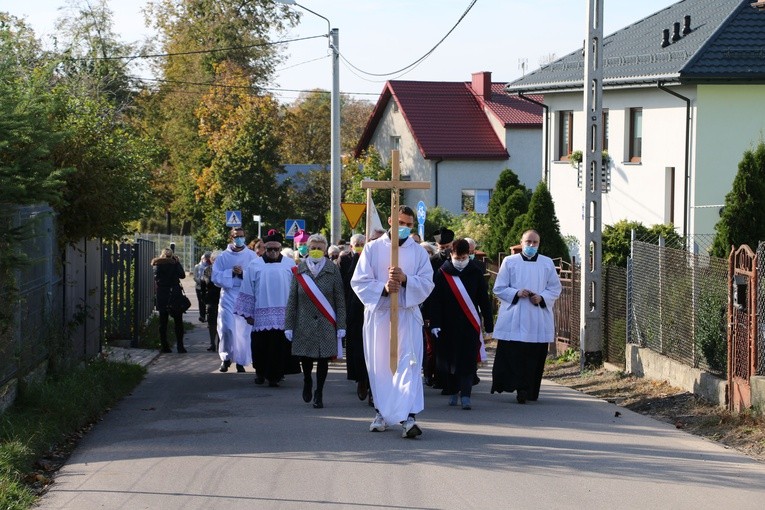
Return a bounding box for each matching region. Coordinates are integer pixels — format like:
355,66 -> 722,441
369,413 -> 387,432
401,416 -> 422,438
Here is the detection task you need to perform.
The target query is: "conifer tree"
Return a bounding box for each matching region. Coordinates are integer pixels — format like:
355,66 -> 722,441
484,169 -> 531,257
710,142 -> 765,258
509,181 -> 569,261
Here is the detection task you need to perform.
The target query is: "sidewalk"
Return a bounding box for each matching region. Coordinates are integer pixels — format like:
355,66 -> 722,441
39,272 -> 765,510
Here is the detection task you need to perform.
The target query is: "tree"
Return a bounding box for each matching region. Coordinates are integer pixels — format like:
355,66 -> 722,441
280,90 -> 331,165
195,61 -> 285,246
484,168 -> 531,257
509,181 -> 569,262
145,0 -> 298,236
342,148 -> 391,237
710,141 -> 765,257
422,207 -> 456,242
602,220 -> 683,267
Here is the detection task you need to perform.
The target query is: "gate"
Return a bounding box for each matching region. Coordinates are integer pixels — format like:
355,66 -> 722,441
553,259 -> 580,354
728,245 -> 757,411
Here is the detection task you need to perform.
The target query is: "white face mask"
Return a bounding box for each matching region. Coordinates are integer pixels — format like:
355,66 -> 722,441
452,258 -> 469,271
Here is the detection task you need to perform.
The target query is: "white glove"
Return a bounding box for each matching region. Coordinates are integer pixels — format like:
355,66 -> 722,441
336,336 -> 344,360
337,329 -> 346,340
431,328 -> 441,338
284,330 -> 293,341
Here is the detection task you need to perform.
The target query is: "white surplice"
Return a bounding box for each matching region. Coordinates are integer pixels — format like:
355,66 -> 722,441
350,233 -> 434,424
492,253 -> 562,342
211,245 -> 259,365
234,255 -> 295,331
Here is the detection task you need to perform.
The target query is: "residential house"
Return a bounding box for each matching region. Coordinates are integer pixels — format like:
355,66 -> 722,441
505,0 -> 765,251
354,72 -> 543,216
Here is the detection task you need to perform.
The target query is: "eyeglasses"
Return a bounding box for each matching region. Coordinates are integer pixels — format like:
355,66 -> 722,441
265,247 -> 281,252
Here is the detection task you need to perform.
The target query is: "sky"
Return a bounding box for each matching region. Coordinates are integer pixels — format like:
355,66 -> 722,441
2,0 -> 680,103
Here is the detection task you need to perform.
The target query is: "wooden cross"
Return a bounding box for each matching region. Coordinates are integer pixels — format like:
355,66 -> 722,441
361,149 -> 431,373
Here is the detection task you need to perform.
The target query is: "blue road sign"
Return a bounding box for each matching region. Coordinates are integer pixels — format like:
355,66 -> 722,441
225,210 -> 242,227
285,219 -> 306,240
416,201 -> 427,224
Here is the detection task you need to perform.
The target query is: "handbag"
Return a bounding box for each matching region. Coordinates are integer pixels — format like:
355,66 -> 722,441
168,286 -> 192,315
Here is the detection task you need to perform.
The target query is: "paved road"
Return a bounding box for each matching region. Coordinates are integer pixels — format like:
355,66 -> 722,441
39,277 -> 765,509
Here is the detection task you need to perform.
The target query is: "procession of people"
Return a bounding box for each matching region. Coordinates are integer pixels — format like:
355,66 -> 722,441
155,209 -> 561,439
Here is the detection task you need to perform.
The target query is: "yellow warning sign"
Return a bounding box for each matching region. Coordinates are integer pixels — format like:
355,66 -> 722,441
341,203 -> 367,229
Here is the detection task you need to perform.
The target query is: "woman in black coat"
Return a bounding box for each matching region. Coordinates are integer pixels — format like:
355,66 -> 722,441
429,238 -> 494,410
202,250 -> 222,352
152,248 -> 186,353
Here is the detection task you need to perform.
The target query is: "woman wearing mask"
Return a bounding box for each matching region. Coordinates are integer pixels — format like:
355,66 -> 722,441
429,238 -> 493,410
284,233 -> 346,409
152,247 -> 187,353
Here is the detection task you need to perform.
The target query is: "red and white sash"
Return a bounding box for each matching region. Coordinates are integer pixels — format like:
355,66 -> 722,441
442,270 -> 487,361
291,266 -> 336,327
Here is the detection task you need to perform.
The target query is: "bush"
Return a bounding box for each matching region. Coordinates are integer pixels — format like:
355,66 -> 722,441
696,288 -> 727,375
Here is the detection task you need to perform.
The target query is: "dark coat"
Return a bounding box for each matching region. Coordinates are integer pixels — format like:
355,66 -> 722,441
152,257 -> 185,310
430,260 -> 494,376
338,251 -> 366,380
285,259 -> 347,359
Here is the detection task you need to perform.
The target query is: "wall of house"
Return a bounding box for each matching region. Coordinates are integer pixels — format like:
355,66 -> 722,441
693,85 -> 765,238
542,87 -> 692,249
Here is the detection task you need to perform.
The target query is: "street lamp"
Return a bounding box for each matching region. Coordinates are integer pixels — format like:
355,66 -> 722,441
276,0 -> 341,244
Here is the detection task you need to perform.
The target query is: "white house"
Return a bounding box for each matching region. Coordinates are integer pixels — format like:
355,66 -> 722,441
354,72 -> 543,216
505,0 -> 765,252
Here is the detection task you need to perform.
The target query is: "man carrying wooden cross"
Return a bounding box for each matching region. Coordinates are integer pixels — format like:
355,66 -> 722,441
351,150 -> 433,438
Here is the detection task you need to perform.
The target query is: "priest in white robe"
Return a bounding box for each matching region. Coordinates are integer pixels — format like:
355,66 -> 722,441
490,229 -> 561,403
212,228 -> 260,372
351,205 -> 434,438
234,230 -> 297,386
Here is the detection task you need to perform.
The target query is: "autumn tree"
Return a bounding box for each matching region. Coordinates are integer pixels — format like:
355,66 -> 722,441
144,0 -> 298,235
195,61 -> 286,246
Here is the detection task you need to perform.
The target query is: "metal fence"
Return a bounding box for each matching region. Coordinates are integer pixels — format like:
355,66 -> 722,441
603,265 -> 627,365
135,233 -> 210,272
102,239 -> 156,346
1,205 -> 61,387
756,242 -> 765,376
629,240 -> 728,376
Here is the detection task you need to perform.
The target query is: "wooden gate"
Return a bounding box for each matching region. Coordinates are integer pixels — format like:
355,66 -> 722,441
553,259 -> 580,354
728,245 -> 757,411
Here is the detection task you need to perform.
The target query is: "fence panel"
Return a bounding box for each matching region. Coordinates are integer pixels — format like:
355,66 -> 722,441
757,242 -> 765,377
603,265 -> 627,366
630,240 -> 728,376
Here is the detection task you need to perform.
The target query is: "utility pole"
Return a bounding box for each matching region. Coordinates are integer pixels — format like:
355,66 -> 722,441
580,0 -> 604,370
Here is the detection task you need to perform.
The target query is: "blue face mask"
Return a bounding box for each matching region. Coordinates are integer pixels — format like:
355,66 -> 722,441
397,226 -> 411,238
233,237 -> 246,248
297,245 -> 309,256
469,254 -> 475,260
522,245 -> 538,258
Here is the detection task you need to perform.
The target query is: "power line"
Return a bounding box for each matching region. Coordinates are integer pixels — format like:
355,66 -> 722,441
338,0 -> 478,78
73,34 -> 326,61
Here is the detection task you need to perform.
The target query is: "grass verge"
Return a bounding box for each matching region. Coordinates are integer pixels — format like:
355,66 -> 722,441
0,359 -> 146,510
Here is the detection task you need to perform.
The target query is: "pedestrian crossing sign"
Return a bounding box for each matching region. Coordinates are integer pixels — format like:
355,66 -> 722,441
225,210 -> 242,227
285,219 -> 305,239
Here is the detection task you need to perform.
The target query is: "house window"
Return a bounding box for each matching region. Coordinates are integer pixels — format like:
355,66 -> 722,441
462,189 -> 492,214
602,110 -> 609,151
629,108 -> 642,162
558,111 -> 573,160
390,136 -> 400,151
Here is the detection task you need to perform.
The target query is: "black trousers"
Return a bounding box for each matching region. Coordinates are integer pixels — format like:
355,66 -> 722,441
195,289 -> 206,319
159,309 -> 184,348
252,329 -> 289,383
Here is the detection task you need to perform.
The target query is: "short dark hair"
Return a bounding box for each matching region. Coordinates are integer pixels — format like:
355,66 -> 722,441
452,238 -> 469,256
399,205 -> 415,218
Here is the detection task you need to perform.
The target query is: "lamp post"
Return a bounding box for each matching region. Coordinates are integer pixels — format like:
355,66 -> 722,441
276,0 -> 341,244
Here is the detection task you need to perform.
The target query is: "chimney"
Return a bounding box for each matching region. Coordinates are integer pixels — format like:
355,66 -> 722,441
683,15 -> 692,35
672,21 -> 681,42
662,28 -> 671,48
471,71 -> 492,100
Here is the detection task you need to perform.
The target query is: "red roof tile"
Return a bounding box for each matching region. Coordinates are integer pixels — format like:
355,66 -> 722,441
355,80 -> 540,160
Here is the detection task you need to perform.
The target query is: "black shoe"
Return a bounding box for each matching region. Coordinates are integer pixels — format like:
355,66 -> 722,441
254,375 -> 265,385
424,376 -> 434,387
219,360 -> 231,372
206,345 -> 216,352
198,317 -> 206,323
517,390 -> 528,404
313,390 -> 323,409
236,364 -> 245,373
177,347 -> 187,353
302,378 -> 313,403
356,380 -> 368,401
